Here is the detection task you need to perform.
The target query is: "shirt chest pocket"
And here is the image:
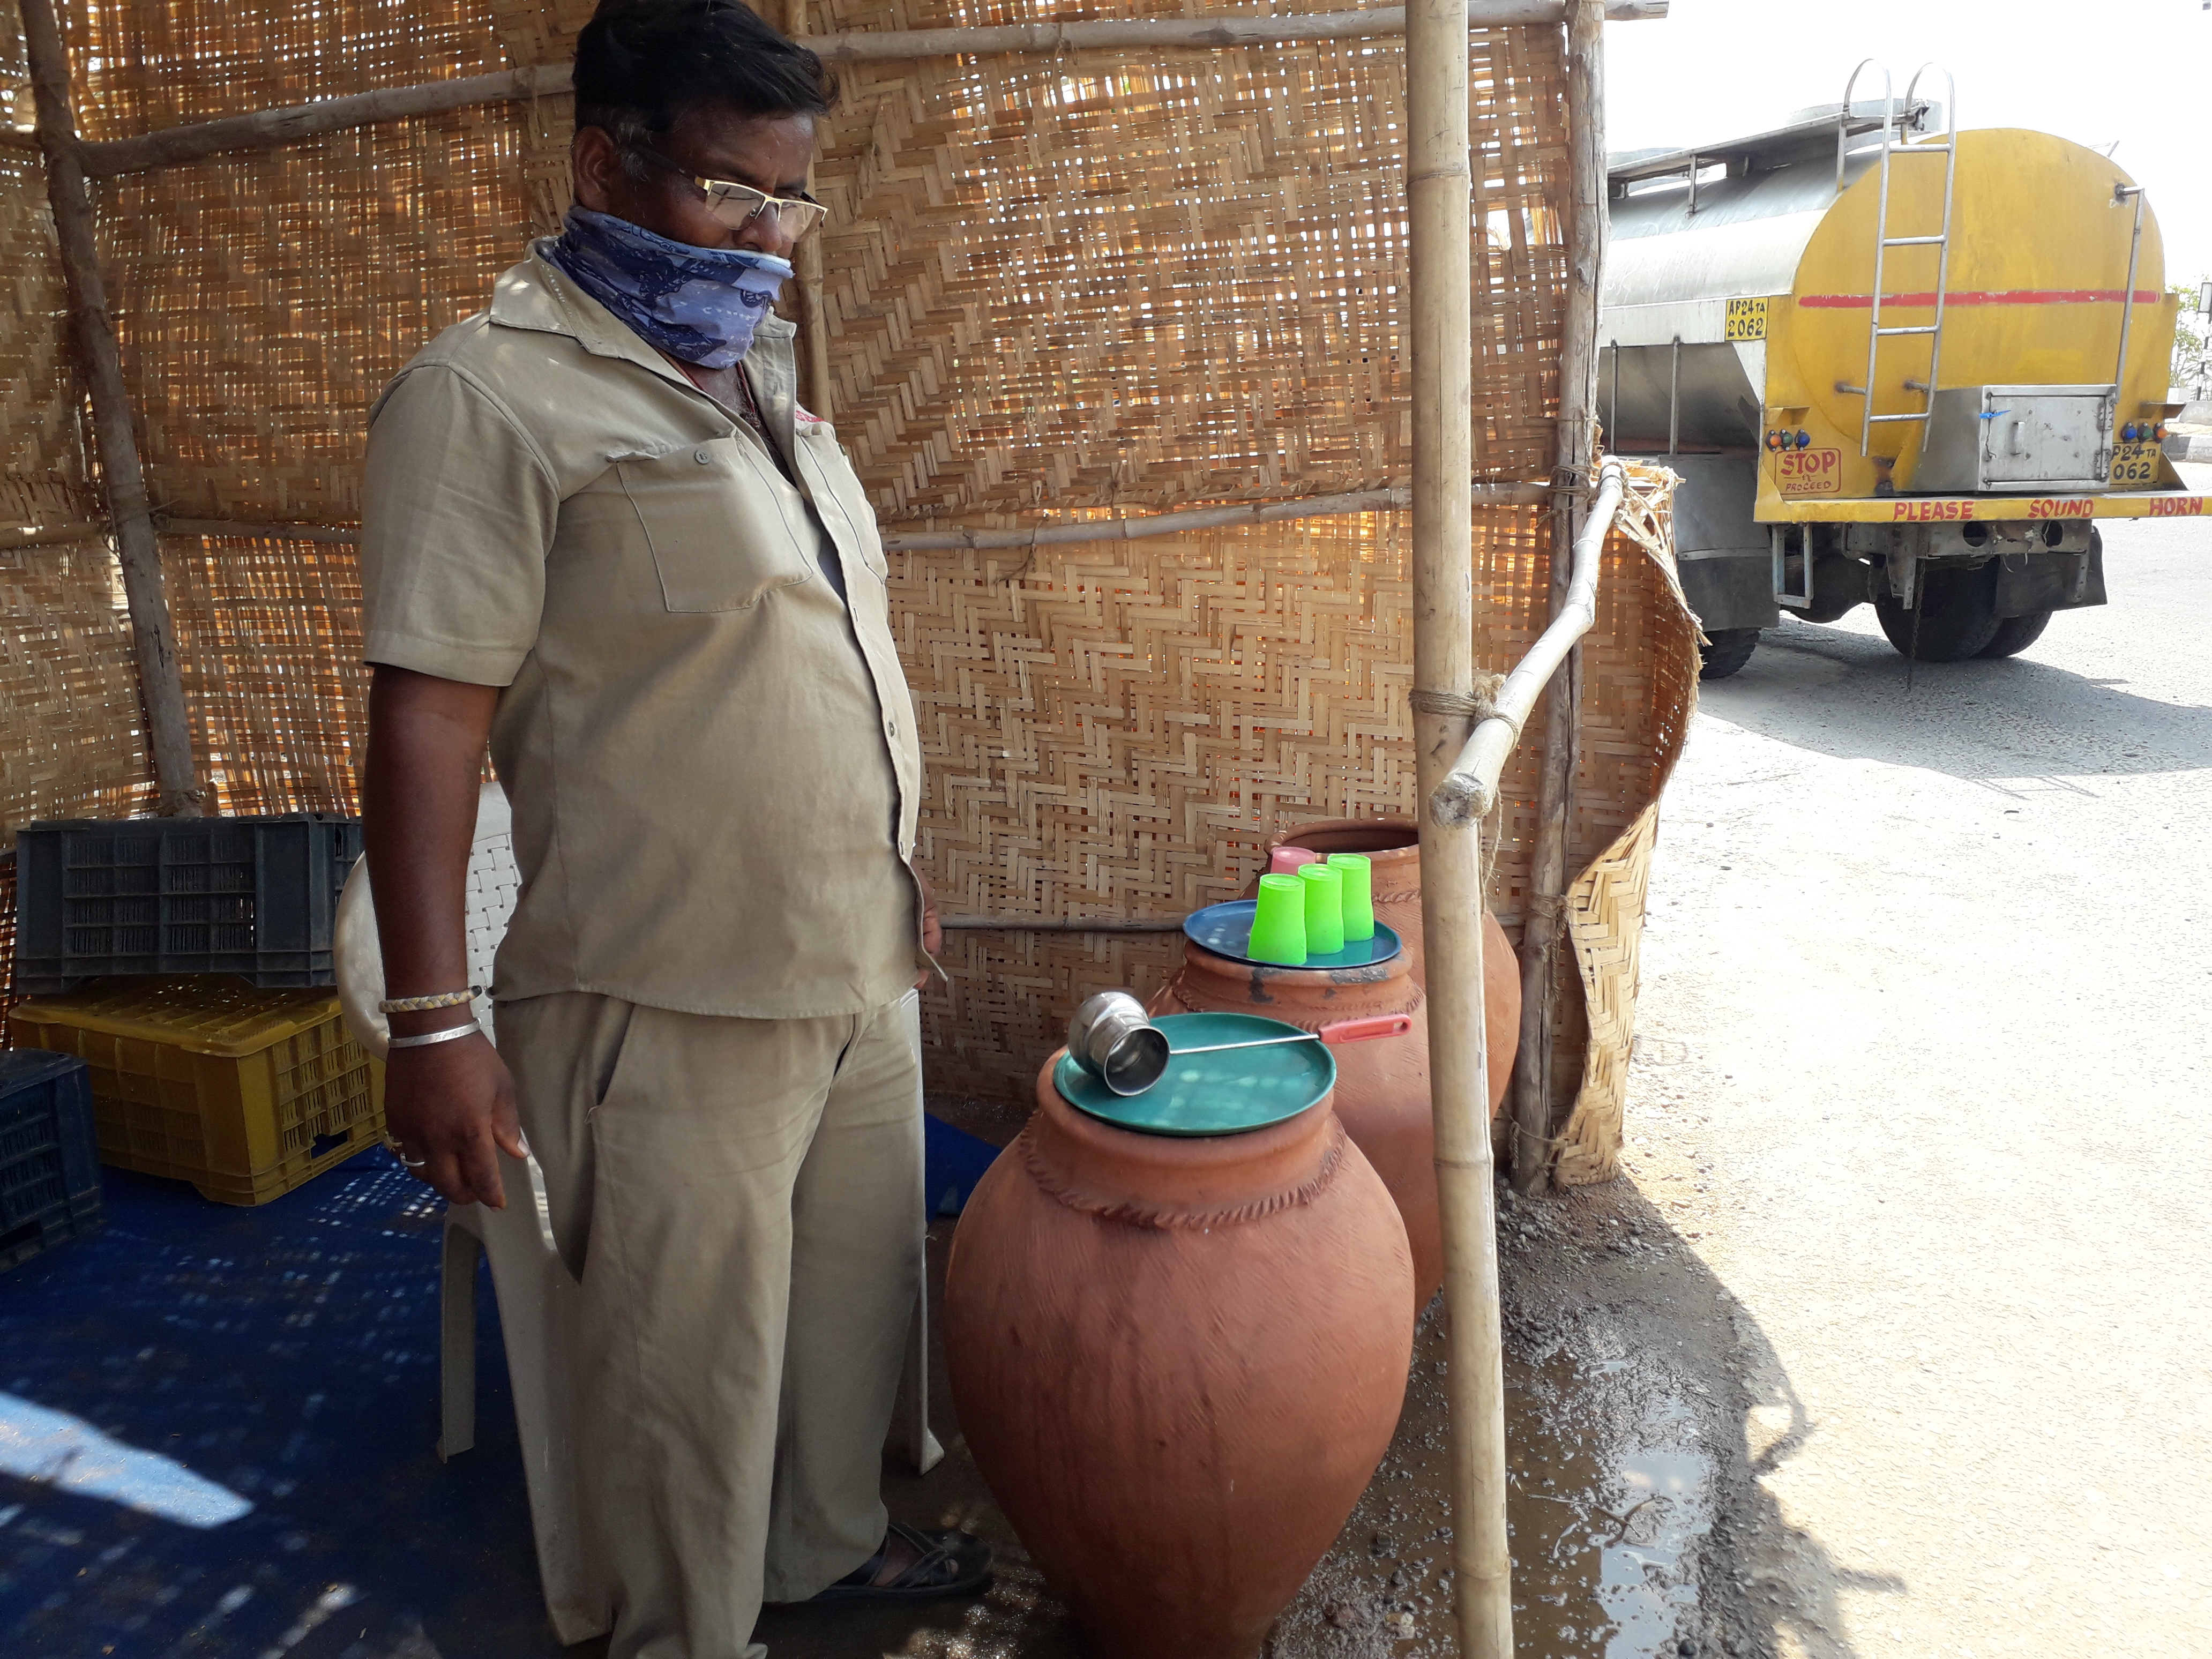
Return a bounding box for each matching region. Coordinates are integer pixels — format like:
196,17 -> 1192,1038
615,438 -> 815,612
796,424 -> 890,582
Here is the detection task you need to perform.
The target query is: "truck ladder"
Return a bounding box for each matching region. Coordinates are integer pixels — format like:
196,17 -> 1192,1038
1834,63 -> 1960,458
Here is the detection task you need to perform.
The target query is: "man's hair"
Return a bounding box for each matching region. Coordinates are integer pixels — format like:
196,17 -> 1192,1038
573,0 -> 835,166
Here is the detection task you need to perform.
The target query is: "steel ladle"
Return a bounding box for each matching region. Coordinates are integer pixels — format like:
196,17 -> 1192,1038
1066,990 -> 1411,1097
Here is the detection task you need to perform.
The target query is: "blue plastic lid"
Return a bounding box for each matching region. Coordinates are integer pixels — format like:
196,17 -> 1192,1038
1183,899 -> 1402,969
1053,1012 -> 1334,1135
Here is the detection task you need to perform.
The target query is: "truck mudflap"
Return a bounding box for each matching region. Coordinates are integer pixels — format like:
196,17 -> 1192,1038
1631,453 -> 1781,634
1678,548 -> 1780,635
1992,542 -> 2104,617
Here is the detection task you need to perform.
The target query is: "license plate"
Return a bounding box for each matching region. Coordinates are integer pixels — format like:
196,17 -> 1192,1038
2110,443 -> 2161,486
1725,296 -> 1769,341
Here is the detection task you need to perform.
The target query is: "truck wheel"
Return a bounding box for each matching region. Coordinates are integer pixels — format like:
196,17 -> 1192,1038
1874,565 -> 2001,661
1976,609 -> 2053,658
1699,629 -> 1759,680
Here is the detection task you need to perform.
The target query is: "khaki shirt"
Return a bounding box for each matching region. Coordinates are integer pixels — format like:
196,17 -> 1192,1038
360,246 -> 924,1019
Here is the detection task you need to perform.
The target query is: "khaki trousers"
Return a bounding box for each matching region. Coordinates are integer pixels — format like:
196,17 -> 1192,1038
498,989 -> 924,1659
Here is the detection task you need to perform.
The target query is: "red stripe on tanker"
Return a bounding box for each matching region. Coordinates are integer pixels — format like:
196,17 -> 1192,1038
1799,288 -> 2165,309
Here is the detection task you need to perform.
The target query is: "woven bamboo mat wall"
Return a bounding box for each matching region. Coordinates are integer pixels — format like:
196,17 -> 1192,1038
900,469 -> 1694,1109
161,532 -> 369,814
0,151 -> 81,487
0,528 -> 156,839
5,0 -> 86,490
902,505 -> 1537,1097
95,123 -> 526,525
1549,461 -> 1694,1178
6,0 -> 1699,1169
57,0 -> 506,139
54,0 -> 527,525
59,0 -> 1567,525
1,0 -> 155,841
805,7 -> 1566,519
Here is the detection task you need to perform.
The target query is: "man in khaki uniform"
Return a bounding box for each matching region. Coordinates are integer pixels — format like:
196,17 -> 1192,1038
357,3 -> 989,1654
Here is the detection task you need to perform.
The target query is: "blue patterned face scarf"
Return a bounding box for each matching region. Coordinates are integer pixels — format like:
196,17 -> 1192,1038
547,207 -> 794,370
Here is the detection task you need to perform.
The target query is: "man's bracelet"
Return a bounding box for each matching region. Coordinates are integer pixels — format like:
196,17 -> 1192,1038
385,1020 -> 483,1050
379,987 -> 482,1013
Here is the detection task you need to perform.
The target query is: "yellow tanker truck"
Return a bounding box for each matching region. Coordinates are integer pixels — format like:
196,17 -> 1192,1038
1601,68 -> 2196,678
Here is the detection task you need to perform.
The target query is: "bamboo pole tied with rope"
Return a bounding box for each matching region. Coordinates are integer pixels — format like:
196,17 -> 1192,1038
1404,0 -> 1513,1648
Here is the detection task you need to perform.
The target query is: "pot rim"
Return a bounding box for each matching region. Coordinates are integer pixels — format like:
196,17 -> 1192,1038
1269,817 -> 1419,866
1025,1053 -> 1347,1228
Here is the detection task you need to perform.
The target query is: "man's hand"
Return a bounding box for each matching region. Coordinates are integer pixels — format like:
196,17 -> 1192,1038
913,859 -> 943,990
384,1030 -> 524,1208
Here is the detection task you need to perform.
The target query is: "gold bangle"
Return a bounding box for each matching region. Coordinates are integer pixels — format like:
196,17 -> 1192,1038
378,987 -> 483,1013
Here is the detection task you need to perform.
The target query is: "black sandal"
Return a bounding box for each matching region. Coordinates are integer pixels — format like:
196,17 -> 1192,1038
811,1521 -> 994,1602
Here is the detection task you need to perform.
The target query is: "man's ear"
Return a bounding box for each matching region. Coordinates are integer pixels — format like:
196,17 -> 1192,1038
571,126 -> 619,214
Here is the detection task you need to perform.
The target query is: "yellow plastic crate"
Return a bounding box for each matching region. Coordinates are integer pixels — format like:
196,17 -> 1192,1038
8,977 -> 385,1205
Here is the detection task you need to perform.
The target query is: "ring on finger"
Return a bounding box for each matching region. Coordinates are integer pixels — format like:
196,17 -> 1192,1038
383,1134 -> 428,1170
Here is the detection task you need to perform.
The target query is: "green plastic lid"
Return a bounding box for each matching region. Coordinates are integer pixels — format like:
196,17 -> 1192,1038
1053,1012 -> 1335,1136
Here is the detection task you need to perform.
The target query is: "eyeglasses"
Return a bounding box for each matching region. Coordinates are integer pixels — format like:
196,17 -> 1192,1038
634,146 -> 828,242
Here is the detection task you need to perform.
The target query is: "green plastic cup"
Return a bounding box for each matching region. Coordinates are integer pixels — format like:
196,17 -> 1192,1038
1328,853 -> 1376,941
1297,862 -> 1345,956
1249,873 -> 1309,966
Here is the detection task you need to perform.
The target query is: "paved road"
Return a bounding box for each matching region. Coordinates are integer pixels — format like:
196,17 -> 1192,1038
1626,463 -> 2212,1657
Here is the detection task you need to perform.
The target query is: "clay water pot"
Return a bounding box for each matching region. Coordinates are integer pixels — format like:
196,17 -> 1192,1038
1244,817 -> 1521,1089
1150,945 -> 1469,1306
944,1062 -> 1414,1659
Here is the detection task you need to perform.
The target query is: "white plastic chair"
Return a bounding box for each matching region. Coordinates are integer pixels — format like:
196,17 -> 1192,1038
335,784 -> 938,1645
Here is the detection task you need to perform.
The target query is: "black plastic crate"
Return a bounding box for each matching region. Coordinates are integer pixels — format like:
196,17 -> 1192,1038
11,814 -> 362,994
0,1049 -> 102,1272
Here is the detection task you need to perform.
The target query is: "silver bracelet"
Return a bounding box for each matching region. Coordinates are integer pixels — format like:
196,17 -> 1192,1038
385,1020 -> 483,1050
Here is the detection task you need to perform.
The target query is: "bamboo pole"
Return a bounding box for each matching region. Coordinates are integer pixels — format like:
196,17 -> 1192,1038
20,0 -> 204,816
162,518 -> 365,545
888,483 -> 1546,549
939,916 -> 1184,932
155,483 -> 1552,556
1509,0 -> 1606,1194
69,2 -> 1667,179
791,240 -> 833,419
784,0 -> 836,421
0,520 -> 108,551
78,64 -> 568,178
1431,461 -> 1624,826
1405,0 -> 1512,1649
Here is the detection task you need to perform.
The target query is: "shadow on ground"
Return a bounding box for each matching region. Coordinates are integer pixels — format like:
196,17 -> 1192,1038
1483,1168 -> 1901,1659
1700,618 -> 2211,783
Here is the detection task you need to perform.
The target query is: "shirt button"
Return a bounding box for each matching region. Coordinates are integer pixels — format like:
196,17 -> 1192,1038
887,719 -> 899,737
693,449 -> 712,465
